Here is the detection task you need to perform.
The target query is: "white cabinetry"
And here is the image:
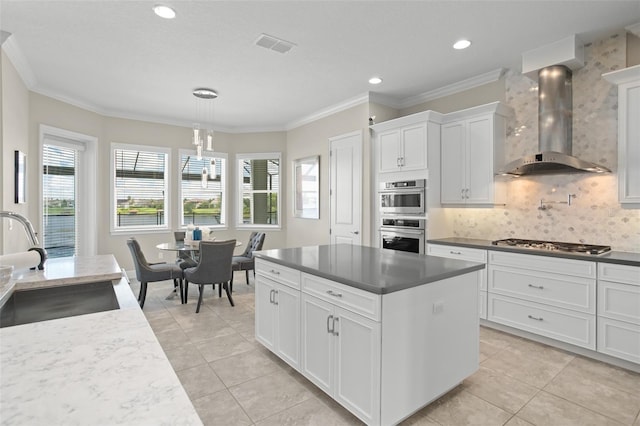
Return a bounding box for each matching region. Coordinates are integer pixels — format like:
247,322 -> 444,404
255,259 -> 301,370
597,263 -> 640,363
371,111 -> 442,176
427,243 -> 487,319
487,251 -> 597,349
301,273 -> 381,425
441,102 -> 510,205
603,65 -> 640,204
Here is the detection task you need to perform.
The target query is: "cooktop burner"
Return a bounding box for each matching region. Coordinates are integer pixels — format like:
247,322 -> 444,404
491,238 -> 611,255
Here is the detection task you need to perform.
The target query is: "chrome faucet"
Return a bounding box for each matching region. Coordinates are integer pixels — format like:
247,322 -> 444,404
0,211 -> 40,246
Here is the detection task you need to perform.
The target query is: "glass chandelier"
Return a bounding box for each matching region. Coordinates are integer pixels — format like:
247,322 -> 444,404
192,88 -> 217,188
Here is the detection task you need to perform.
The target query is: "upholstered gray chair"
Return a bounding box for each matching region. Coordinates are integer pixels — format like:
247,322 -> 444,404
183,240 -> 236,313
126,237 -> 184,308
174,231 -> 197,269
231,232 -> 265,289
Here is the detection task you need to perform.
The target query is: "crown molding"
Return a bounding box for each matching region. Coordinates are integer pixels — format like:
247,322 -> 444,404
626,22 -> 640,37
284,92 -> 370,131
398,68 -> 507,109
2,36 -> 37,89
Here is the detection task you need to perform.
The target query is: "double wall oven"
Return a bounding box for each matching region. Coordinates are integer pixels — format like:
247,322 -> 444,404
378,179 -> 426,254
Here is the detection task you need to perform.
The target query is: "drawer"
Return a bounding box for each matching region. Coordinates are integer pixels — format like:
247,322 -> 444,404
479,291 -> 487,320
598,280 -> 640,324
301,273 -> 381,321
597,317 -> 640,364
427,244 -> 487,263
255,259 -> 301,290
427,244 -> 487,290
489,251 -> 596,279
488,265 -> 595,313
488,293 -> 595,349
598,263 -> 640,286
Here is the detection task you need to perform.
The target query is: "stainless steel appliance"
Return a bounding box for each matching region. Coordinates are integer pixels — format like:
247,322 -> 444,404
491,238 -> 611,255
379,179 -> 426,215
380,218 -> 425,254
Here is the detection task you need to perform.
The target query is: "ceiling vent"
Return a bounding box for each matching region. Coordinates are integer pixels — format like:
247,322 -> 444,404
255,33 -> 296,54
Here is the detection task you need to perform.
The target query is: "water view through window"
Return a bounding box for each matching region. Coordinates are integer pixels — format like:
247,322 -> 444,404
43,144 -> 76,258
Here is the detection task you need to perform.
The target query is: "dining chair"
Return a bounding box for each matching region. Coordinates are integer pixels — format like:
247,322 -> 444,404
183,240 -> 236,313
231,232 -> 265,290
174,231 -> 197,269
126,237 -> 184,308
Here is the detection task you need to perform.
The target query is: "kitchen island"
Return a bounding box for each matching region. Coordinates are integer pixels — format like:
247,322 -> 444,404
0,256 -> 202,425
254,244 -> 485,426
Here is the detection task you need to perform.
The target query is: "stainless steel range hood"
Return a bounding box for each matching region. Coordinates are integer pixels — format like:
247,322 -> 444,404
499,64 -> 610,176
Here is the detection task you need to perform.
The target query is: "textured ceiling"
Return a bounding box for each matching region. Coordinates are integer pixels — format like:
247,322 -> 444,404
1,1 -> 639,132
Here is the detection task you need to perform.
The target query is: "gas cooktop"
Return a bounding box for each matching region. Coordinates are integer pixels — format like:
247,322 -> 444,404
491,238 -> 612,255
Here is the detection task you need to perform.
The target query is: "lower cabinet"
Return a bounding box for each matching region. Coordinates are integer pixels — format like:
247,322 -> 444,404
597,263 -> 640,363
301,293 -> 381,425
255,262 -> 301,370
487,251 -> 597,350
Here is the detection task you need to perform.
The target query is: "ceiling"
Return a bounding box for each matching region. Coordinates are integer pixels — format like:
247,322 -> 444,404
1,1 -> 639,132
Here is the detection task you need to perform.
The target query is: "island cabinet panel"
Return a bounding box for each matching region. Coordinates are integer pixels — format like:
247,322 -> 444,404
255,260 -> 301,371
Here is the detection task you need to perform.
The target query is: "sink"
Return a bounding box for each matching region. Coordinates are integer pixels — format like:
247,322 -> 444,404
0,281 -> 120,328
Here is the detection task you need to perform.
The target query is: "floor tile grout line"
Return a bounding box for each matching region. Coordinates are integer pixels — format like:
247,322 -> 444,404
539,387 -> 631,425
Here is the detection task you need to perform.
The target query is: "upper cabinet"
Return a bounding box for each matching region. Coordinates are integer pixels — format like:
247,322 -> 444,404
371,111 -> 443,176
603,65 -> 640,205
440,102 -> 512,206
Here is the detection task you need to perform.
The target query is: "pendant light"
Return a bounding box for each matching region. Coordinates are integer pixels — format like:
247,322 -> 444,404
192,88 -> 218,161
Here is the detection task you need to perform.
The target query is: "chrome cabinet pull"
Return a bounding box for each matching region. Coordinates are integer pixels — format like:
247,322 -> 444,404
450,250 -> 462,255
397,157 -> 401,167
270,269 -> 280,275
269,289 -> 274,304
465,188 -> 470,199
273,290 -> 278,305
528,315 -> 544,321
327,315 -> 334,334
461,188 -> 465,199
528,284 -> 544,290
333,317 -> 340,336
326,290 -> 343,298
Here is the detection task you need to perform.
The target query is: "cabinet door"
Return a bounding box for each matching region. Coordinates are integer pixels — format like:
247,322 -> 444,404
378,130 -> 401,173
255,276 -> 276,350
274,284 -> 301,370
619,81 -> 640,203
333,306 -> 381,425
466,115 -> 494,204
441,121 -> 466,203
400,123 -> 427,171
301,294 -> 334,394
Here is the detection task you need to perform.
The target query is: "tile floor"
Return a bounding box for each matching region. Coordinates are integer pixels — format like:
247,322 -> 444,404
133,275 -> 640,426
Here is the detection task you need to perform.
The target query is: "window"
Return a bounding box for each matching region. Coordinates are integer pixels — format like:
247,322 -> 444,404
180,151 -> 227,228
111,144 -> 170,232
237,153 -> 281,228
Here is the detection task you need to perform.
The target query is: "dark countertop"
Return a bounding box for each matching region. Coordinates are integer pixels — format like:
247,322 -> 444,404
255,244 -> 485,295
427,238 -> 640,267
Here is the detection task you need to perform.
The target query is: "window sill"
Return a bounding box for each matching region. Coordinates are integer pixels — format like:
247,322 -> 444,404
235,224 -> 281,231
110,227 -> 171,236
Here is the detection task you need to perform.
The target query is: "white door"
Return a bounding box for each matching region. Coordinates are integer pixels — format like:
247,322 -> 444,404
467,116 -> 493,204
301,293 -> 334,394
440,122 -> 466,204
330,131 -> 362,245
400,123 -> 427,171
377,130 -> 400,173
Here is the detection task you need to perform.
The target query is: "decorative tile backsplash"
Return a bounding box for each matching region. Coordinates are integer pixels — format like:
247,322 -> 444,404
449,31 -> 640,252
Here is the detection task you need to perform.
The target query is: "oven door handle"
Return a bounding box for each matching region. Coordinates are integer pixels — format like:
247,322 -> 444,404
380,228 -> 425,235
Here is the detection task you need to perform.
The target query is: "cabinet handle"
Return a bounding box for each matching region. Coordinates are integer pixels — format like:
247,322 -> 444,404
465,188 -> 470,199
269,289 -> 274,304
450,250 -> 462,255
327,290 -> 343,298
528,315 -> 544,321
528,284 -> 544,290
397,157 -> 401,167
269,269 -> 280,275
273,290 -> 279,305
461,188 -> 465,198
327,315 -> 334,334
333,317 -> 340,336
400,157 -> 405,167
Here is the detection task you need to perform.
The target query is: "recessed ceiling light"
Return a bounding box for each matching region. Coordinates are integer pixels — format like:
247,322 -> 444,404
153,5 -> 176,19
453,39 -> 471,50
369,77 -> 383,85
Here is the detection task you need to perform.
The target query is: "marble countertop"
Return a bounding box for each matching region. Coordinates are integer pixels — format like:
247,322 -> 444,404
0,255 -> 202,425
255,244 -> 485,294
427,238 -> 640,267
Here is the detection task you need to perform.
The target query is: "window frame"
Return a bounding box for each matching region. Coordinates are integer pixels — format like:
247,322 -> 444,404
110,143 -> 171,234
236,152 -> 282,230
178,149 -> 228,230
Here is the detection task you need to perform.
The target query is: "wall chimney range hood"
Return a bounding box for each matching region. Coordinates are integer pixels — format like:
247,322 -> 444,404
499,36 -> 611,176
